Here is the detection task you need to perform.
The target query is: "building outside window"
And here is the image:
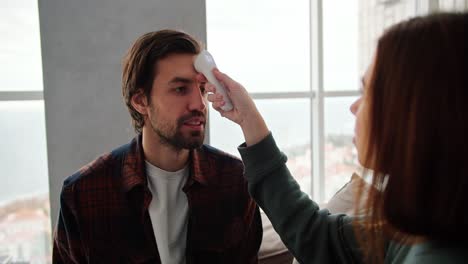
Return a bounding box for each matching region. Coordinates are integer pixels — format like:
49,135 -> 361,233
0,0 -> 51,263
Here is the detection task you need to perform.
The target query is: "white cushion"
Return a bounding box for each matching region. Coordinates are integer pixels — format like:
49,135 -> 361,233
325,173 -> 370,216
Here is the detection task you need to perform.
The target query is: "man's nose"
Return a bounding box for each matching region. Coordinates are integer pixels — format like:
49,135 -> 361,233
188,86 -> 206,112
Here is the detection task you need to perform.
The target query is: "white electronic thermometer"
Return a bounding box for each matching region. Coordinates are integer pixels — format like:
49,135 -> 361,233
194,50 -> 233,111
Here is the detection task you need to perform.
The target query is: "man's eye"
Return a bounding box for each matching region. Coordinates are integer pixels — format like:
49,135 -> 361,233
175,87 -> 187,93
200,84 -> 206,94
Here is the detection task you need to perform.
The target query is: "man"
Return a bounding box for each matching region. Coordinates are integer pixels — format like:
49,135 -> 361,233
53,30 -> 262,263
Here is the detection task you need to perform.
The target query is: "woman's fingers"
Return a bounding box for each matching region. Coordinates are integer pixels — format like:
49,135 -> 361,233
213,68 -> 239,93
207,93 -> 224,103
204,82 -> 216,93
212,101 -> 226,109
206,82 -> 227,110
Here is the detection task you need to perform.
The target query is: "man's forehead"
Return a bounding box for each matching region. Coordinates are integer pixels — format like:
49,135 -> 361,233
157,53 -> 196,68
154,54 -> 198,82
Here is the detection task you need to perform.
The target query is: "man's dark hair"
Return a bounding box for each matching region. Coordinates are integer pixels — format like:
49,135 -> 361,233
122,30 -> 201,133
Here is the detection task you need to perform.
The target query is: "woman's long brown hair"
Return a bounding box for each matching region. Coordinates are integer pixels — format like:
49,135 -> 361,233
355,12 -> 468,263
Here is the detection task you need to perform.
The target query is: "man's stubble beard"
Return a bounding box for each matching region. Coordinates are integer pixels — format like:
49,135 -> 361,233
149,106 -> 205,151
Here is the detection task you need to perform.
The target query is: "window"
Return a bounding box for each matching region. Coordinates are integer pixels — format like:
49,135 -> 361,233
206,0 -> 446,203
0,0 -> 51,263
438,0 -> 468,10
206,0 -> 312,194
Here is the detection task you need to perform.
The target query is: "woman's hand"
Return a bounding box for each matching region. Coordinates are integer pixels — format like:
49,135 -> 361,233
205,69 -> 270,146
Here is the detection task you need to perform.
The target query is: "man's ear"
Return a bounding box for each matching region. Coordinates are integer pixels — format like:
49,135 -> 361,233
131,89 -> 149,115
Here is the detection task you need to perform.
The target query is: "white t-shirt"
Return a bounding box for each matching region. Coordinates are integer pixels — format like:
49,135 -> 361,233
145,161 -> 189,264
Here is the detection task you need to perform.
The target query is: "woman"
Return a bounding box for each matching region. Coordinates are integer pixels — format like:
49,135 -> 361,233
205,12 -> 468,263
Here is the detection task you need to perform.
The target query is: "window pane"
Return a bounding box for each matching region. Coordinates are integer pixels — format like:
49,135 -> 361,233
209,99 -> 312,194
324,97 -> 361,201
358,0 -> 418,78
323,0 -> 359,91
206,0 -> 310,93
0,101 -> 51,263
439,0 -> 468,11
0,0 -> 43,91
323,0 -> 421,91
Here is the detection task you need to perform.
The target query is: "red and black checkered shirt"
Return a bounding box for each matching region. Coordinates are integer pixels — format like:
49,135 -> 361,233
53,135 -> 262,263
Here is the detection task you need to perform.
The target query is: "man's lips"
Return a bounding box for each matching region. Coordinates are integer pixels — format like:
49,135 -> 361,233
182,117 -> 205,129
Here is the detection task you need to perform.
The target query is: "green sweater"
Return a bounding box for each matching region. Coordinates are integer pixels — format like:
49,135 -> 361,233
238,133 -> 467,264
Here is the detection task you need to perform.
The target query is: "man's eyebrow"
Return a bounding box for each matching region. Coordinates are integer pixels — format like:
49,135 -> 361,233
168,77 -> 193,85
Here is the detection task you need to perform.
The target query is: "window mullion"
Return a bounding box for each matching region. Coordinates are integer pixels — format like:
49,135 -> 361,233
310,0 -> 325,202
250,92 -> 313,100
0,91 -> 44,101
416,0 -> 440,14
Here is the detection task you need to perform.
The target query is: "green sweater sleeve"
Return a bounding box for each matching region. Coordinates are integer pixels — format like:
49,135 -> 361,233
238,133 -> 363,263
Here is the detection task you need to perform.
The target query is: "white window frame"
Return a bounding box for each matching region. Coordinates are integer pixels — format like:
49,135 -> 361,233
206,0 -> 444,202
0,91 -> 43,101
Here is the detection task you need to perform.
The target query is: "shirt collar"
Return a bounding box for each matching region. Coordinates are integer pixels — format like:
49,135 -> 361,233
121,134 -> 146,192
188,147 -> 210,186
121,134 -> 210,193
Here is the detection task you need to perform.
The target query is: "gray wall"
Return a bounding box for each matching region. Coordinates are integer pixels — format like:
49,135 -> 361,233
38,0 -> 206,228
